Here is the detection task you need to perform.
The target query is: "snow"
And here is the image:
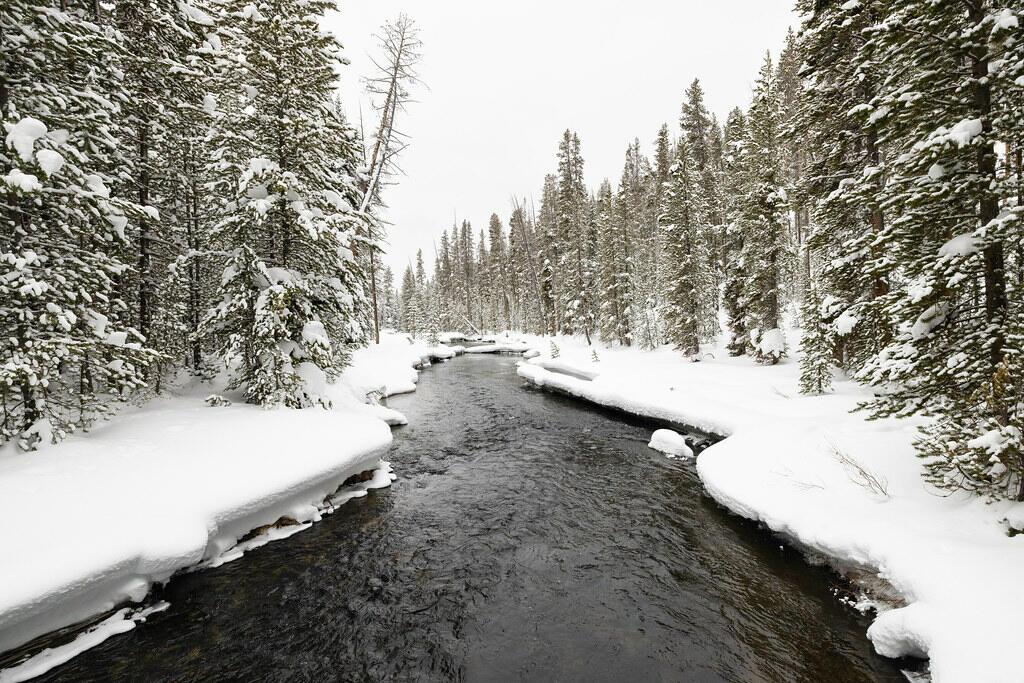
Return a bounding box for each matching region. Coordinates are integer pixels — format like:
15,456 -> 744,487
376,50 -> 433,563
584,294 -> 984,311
938,233 -> 981,260
463,341 -> 531,354
4,117 -> 47,162
106,213 -> 128,239
516,331 -> 1024,682
34,149 -> 63,176
0,604 -> 168,683
834,310 -> 858,336
0,333 -> 432,673
757,327 -> 786,358
177,0 -> 214,26
85,174 -> 109,198
934,118 -> 984,148
3,169 -> 41,193
910,302 -> 948,340
991,8 -> 1018,33
648,429 -> 693,459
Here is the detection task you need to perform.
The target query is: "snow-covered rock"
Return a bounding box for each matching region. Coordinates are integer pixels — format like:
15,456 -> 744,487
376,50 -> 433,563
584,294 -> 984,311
647,429 -> 693,459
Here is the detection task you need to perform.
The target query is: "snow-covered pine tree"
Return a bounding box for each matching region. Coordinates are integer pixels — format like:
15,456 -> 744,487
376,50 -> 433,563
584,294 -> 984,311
199,0 -> 368,407
776,27 -> 808,299
398,264 -> 418,336
858,1 -> 1024,498
596,179 -> 631,345
378,265 -> 397,329
721,108 -> 752,356
741,53 -> 789,364
1,0 -> 154,449
798,282 -> 833,394
661,138 -> 715,357
556,130 -> 596,342
458,221 -> 477,332
679,78 -> 721,340
620,139 -> 661,349
487,213 -> 512,330
795,0 -> 891,376
706,113 -> 726,279
414,249 -> 431,336
537,173 -> 560,334
474,230 -> 490,331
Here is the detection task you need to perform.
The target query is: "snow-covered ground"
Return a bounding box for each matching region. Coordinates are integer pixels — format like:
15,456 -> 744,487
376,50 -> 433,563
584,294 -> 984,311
0,333 -> 445,680
514,331 -> 1024,683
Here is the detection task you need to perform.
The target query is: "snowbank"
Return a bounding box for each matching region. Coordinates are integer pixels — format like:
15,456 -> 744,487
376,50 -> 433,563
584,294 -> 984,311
463,341 -> 531,354
0,332 -> 427,673
342,334 -> 459,399
518,333 -> 1024,682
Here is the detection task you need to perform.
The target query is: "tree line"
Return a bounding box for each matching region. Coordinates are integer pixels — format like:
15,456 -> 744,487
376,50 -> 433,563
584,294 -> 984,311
2,0 -> 418,449
396,2 -> 1024,500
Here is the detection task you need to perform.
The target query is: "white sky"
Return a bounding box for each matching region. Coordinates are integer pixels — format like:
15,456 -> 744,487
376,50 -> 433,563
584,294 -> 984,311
325,1 -> 799,274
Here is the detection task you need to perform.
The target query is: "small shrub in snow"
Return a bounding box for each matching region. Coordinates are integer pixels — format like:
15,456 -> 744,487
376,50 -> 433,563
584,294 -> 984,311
549,341 -> 560,359
753,328 -> 787,365
205,394 -> 232,407
590,349 -> 600,363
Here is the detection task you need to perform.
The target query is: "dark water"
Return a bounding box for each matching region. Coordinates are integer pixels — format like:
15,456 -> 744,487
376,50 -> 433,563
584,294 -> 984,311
36,354 -> 908,682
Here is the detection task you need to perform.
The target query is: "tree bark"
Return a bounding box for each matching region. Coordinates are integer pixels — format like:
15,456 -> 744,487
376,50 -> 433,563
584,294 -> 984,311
970,5 -> 1008,428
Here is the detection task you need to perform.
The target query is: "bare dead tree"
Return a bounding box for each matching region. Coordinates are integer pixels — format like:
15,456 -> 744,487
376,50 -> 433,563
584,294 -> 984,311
361,14 -> 422,343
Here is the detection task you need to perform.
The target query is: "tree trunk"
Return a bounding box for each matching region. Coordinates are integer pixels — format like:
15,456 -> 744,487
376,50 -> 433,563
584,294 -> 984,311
137,122 -> 151,339
971,4 -> 1008,427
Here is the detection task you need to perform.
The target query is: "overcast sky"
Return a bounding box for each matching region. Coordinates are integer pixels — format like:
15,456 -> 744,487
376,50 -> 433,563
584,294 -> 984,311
325,1 -> 799,275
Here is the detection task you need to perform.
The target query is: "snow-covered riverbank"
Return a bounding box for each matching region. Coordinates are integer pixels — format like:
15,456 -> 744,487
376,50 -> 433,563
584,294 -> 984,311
0,334 -> 448,680
514,332 -> 1024,683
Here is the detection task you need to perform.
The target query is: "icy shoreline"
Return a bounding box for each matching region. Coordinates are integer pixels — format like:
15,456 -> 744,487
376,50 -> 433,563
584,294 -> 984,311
0,334 -> 443,678
514,333 -> 1024,683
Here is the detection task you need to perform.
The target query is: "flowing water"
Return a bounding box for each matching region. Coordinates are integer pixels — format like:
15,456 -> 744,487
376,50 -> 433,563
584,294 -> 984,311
33,354 -> 911,682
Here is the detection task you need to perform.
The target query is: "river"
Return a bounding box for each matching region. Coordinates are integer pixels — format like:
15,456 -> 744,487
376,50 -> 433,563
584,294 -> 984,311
35,354 -> 911,682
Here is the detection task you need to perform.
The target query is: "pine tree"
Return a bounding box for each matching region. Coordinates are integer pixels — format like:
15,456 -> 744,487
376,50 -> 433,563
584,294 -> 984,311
795,0 -> 891,374
776,27 -> 807,300
741,54 -> 788,364
556,130 -> 596,342
721,108 -> 752,356
858,0 -> 1024,498
1,0 -> 154,449
458,221 -> 477,332
398,264 -> 418,336
679,78 -> 721,340
596,179 -> 631,344
620,139 -> 661,349
199,0 -> 368,407
414,249 -> 431,337
379,265 -> 397,329
799,283 -> 833,394
661,138 -> 715,356
537,174 -> 560,334
487,214 -> 512,330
